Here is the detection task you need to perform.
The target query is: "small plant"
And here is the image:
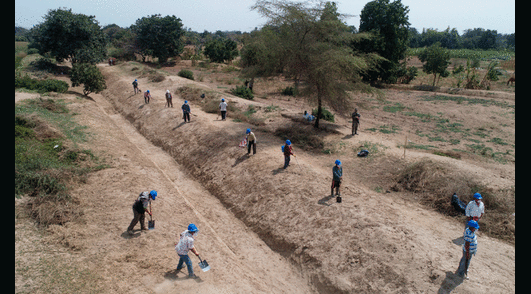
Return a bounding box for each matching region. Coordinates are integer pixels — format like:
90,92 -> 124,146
178,69 -> 195,81
312,108 -> 335,123
281,86 -> 298,96
231,86 -> 254,100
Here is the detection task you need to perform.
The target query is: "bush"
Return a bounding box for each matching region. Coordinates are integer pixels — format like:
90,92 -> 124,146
15,74 -> 69,93
312,108 -> 335,122
231,86 -> 254,100
281,86 -> 298,96
70,63 -> 107,96
178,69 -> 195,81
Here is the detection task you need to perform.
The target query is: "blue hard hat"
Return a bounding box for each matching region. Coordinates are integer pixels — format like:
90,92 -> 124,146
474,193 -> 483,200
286,140 -> 291,146
335,160 -> 342,166
185,101 -> 189,104
147,90 -> 150,93
188,224 -> 199,233
150,190 -> 158,200
222,99 -> 225,102
467,220 -> 480,229
247,128 -> 251,134
135,79 -> 138,82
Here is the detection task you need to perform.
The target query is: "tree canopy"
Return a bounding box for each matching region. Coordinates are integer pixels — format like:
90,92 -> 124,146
359,0 -> 411,83
29,9 -> 107,64
131,15 -> 185,63
244,0 -> 382,128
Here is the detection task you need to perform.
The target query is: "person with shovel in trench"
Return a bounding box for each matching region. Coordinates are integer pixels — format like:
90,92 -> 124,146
127,190 -> 157,235
175,224 -> 201,279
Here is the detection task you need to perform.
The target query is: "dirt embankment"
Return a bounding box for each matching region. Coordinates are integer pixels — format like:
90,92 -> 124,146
100,64 -> 515,293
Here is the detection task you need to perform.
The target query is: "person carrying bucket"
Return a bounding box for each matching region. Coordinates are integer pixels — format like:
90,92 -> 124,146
175,224 -> 201,279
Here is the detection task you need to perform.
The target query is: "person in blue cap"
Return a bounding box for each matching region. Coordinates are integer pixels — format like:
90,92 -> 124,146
144,90 -> 152,104
133,79 -> 139,94
457,220 -> 480,279
182,100 -> 191,123
283,140 -> 295,169
127,190 -> 157,235
246,128 -> 257,156
219,99 -> 228,121
332,160 -> 343,197
175,224 -> 201,279
465,192 -> 485,228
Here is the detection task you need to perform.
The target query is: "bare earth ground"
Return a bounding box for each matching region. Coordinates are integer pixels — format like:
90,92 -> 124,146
15,61 -> 515,293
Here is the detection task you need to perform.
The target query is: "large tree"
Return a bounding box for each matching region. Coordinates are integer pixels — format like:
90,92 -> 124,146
243,0 -> 382,129
359,0 -> 410,83
132,15 -> 185,63
29,9 -> 107,64
418,42 -> 451,87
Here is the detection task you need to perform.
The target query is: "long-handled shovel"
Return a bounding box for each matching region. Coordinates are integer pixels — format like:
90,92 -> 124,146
148,203 -> 155,230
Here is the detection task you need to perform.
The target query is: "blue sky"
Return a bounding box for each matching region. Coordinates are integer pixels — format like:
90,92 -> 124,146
15,0 -> 515,34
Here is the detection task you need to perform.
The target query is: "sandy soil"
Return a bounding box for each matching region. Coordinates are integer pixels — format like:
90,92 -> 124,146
15,61 -> 515,293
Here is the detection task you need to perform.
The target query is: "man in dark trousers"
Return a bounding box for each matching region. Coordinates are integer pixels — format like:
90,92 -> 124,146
352,109 -> 361,136
182,101 -> 191,123
128,190 -> 157,235
283,140 -> 295,169
332,160 -> 343,197
246,128 -> 257,156
133,80 -> 139,94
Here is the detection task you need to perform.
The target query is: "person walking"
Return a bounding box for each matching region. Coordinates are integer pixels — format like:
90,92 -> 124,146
457,220 -> 480,279
465,193 -> 485,228
352,109 -> 361,136
127,190 -> 158,235
166,90 -> 174,108
144,90 -> 152,104
246,128 -> 257,156
175,224 -> 201,279
331,160 -> 343,197
133,80 -> 139,94
283,140 -> 295,169
182,101 -> 191,123
219,99 -> 228,121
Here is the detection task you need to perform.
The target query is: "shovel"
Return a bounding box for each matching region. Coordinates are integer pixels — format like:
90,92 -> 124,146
148,203 -> 155,230
198,256 -> 211,273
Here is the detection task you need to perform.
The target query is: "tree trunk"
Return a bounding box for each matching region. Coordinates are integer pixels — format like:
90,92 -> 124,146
314,88 -> 323,129
433,73 -> 437,87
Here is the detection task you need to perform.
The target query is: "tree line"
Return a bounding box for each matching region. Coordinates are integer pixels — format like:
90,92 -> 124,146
409,27 -> 515,51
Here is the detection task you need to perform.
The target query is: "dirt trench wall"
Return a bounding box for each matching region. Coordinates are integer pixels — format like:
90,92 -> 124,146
101,72 -> 423,293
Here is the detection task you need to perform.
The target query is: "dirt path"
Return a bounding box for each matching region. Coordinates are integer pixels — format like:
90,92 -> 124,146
96,63 -> 514,293
16,88 -> 315,293
16,61 -> 515,293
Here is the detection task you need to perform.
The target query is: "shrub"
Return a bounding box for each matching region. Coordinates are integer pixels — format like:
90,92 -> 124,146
281,86 -> 298,96
231,86 -> 254,100
15,75 -> 69,93
70,63 -> 107,96
178,69 -> 195,81
312,108 -> 335,122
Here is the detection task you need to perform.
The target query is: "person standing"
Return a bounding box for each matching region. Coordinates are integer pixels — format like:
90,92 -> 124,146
133,80 -> 139,94
219,99 -> 228,121
175,224 -> 201,279
283,140 -> 295,169
182,101 -> 191,123
352,109 -> 361,136
465,193 -> 485,227
166,90 -> 174,108
246,128 -> 257,156
457,220 -> 480,279
144,90 -> 152,104
332,160 -> 343,197
127,190 -> 157,235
